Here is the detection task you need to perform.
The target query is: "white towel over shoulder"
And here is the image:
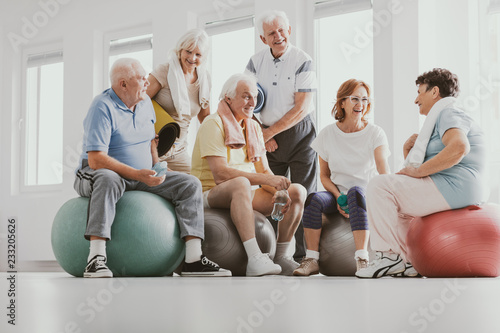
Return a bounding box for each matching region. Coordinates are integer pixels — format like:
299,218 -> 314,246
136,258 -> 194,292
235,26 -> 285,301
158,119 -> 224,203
404,96 -> 457,168
166,50 -> 210,116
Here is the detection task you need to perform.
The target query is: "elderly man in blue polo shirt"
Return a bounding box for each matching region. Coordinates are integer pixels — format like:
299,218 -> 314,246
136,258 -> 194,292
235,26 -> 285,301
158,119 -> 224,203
245,10 -> 318,260
74,58 -> 230,278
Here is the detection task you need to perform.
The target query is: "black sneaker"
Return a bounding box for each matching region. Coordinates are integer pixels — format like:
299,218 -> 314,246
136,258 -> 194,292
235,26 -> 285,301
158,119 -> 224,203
84,255 -> 113,278
181,256 -> 232,277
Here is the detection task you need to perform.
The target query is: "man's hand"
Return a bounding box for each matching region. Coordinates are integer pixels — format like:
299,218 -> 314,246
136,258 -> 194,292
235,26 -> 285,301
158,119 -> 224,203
267,174 -> 290,191
265,138 -> 278,152
137,169 -> 165,186
272,190 -> 291,215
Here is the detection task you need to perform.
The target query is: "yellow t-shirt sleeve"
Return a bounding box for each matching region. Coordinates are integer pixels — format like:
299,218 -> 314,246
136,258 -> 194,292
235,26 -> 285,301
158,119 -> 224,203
198,116 -> 228,159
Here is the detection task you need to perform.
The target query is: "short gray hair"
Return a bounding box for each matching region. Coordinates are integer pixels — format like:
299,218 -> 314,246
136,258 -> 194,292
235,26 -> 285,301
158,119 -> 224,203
110,58 -> 142,86
256,10 -> 290,36
175,28 -> 210,62
219,73 -> 258,100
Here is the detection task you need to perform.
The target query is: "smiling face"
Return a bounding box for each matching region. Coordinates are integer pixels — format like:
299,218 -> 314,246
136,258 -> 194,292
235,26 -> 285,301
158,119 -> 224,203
260,17 -> 291,58
414,84 -> 441,116
179,46 -> 203,73
341,85 -> 369,120
225,81 -> 258,123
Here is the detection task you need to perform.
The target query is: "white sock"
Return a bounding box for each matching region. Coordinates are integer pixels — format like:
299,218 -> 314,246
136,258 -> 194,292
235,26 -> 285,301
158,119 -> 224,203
355,249 -> 369,261
88,239 -> 106,262
275,242 -> 291,258
305,249 -> 320,260
243,238 -> 262,258
185,238 -> 203,263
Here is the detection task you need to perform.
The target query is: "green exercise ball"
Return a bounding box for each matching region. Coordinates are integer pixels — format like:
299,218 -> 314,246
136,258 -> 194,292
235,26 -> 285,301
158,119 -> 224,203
51,191 -> 185,277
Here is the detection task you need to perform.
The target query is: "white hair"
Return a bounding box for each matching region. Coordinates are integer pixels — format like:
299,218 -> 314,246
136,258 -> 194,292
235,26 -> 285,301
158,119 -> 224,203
219,73 -> 258,100
256,10 -> 290,36
175,28 -> 210,62
109,58 -> 142,86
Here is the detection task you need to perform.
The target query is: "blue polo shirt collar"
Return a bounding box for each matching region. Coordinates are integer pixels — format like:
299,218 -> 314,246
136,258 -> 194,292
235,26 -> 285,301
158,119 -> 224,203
109,88 -> 133,113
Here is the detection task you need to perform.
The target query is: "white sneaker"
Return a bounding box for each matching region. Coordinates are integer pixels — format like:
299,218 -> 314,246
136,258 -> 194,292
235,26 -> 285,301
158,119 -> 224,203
391,263 -> 422,278
274,256 -> 300,276
246,253 -> 282,277
355,251 -> 405,278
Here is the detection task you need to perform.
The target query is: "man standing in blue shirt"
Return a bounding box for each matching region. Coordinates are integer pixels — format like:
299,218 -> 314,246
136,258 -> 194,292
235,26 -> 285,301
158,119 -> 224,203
75,58 -> 230,278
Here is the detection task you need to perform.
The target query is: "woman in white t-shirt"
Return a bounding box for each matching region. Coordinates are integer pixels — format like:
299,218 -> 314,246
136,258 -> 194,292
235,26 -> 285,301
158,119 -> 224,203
293,79 -> 391,276
147,29 -> 211,173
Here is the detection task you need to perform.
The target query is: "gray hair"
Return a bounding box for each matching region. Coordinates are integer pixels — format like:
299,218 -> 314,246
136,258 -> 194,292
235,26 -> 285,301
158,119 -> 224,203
110,58 -> 142,86
219,73 -> 258,100
175,28 -> 210,62
256,10 -> 290,36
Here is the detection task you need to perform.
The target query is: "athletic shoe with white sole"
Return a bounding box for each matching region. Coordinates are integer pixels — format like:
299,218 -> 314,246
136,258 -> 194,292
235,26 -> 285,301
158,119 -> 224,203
293,257 -> 319,276
181,256 -> 232,277
246,253 -> 282,277
391,263 -> 422,277
355,251 -> 405,278
356,258 -> 369,272
84,255 -> 113,278
274,256 -> 300,276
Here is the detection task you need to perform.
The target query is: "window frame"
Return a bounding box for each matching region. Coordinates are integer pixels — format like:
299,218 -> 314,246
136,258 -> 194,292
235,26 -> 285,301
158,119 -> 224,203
20,42 -> 65,192
102,26 -> 153,89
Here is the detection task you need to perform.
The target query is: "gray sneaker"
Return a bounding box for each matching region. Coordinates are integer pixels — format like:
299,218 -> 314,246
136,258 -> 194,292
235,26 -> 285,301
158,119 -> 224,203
355,251 -> 405,278
274,256 -> 300,276
293,257 -> 319,276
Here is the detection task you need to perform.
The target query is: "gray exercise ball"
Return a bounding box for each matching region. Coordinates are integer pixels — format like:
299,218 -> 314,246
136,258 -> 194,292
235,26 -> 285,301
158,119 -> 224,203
202,208 -> 277,276
319,212 -> 375,276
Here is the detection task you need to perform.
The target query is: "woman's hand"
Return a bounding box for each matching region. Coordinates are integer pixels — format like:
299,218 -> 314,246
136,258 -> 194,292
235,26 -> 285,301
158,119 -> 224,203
396,166 -> 424,178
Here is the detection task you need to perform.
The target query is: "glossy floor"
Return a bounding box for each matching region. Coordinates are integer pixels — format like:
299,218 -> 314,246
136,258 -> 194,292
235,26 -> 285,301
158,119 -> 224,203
1,272 -> 499,333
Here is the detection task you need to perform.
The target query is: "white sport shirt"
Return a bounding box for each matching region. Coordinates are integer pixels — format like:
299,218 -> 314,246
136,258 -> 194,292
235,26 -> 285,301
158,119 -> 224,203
245,44 -> 317,127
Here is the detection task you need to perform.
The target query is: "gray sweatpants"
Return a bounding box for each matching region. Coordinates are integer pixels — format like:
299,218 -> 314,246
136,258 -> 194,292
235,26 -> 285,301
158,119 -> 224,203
74,160 -> 204,241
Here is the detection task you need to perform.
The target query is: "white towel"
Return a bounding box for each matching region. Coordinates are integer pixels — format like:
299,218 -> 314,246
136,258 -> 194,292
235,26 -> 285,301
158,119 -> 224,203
166,50 -> 210,116
404,96 -> 457,168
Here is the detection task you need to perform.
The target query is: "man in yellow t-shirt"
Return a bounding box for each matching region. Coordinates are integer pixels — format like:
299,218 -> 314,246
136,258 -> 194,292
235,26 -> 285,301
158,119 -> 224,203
191,73 -> 306,276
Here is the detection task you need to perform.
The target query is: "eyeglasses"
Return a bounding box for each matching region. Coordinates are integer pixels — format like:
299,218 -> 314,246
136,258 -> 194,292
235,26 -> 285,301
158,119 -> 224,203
345,96 -> 370,105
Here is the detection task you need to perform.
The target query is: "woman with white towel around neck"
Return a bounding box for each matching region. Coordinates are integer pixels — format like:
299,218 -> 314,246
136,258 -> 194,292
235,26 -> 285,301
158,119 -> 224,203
147,28 -> 211,173
356,68 -> 487,279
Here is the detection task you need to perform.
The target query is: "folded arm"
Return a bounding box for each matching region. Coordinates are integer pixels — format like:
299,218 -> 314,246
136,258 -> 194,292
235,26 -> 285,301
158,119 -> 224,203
397,128 -> 470,178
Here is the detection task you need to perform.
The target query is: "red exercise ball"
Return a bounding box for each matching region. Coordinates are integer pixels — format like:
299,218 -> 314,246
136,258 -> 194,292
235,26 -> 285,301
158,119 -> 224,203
407,204 -> 500,277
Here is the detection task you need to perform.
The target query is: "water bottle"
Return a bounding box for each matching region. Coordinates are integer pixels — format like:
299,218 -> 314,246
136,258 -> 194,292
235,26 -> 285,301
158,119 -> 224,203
271,190 -> 288,222
152,161 -> 168,177
337,192 -> 349,214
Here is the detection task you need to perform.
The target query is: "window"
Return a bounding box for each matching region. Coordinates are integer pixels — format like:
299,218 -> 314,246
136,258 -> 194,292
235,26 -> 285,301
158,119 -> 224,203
206,16 -> 255,110
314,2 -> 374,133
106,33 -> 153,86
23,49 -> 64,187
419,0 -> 500,203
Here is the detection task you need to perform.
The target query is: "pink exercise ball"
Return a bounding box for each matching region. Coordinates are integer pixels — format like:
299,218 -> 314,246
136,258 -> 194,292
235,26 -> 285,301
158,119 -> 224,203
407,204 -> 500,277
